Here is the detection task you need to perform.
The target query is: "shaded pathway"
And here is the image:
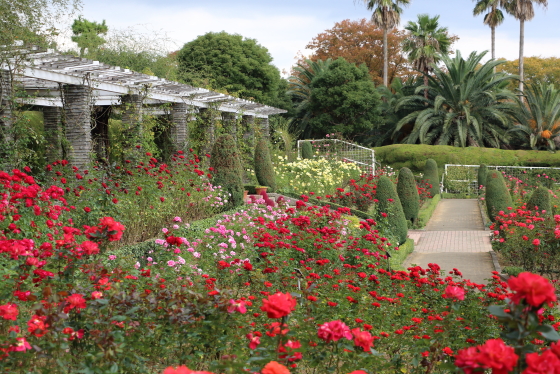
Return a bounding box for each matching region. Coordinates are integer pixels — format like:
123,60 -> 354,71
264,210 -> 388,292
403,199 -> 495,284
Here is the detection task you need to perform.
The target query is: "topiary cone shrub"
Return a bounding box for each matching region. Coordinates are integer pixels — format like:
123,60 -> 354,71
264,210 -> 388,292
376,175 -> 408,245
485,171 -> 513,221
424,159 -> 439,198
477,164 -> 488,190
210,134 -> 244,207
301,141 -> 313,159
527,185 -> 551,214
254,137 -> 277,192
397,167 -> 420,223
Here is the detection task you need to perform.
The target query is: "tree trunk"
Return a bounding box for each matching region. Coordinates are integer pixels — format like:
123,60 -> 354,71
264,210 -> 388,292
491,25 -> 495,61
423,67 -> 429,100
383,27 -> 388,87
519,19 -> 525,93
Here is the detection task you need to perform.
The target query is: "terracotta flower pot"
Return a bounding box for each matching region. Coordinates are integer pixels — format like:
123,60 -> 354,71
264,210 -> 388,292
255,186 -> 268,195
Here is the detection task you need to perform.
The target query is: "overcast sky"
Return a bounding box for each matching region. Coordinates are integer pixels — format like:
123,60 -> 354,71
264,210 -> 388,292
66,0 -> 559,76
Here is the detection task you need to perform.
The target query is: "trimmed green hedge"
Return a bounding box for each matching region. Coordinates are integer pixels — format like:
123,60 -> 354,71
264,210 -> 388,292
374,144 -> 560,173
417,193 -> 441,228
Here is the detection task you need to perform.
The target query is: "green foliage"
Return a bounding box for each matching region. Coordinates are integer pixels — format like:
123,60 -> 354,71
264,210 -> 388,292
301,141 -> 313,159
254,137 -> 276,192
478,164 -> 488,189
396,167 -> 419,222
509,81 -> 560,151
210,134 -> 244,207
177,31 -> 281,106
527,185 -> 551,213
71,16 -> 108,56
485,171 -> 513,221
0,0 -> 79,46
376,175 -> 408,245
395,51 -> 517,148
423,158 -> 439,197
374,144 -> 560,173
304,58 -> 384,140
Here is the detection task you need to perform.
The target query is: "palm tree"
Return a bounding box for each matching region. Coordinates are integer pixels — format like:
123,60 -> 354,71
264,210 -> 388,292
361,0 -> 411,87
510,81 -> 560,151
402,14 -> 451,98
473,0 -> 505,61
394,51 -> 518,148
287,58 -> 333,137
502,0 -> 548,93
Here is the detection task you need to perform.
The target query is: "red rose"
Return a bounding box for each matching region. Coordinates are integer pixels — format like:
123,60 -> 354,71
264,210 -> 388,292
524,350 -> 560,374
443,285 -> 465,301
455,338 -> 517,374
508,272 -> 557,307
261,292 -> 296,319
317,320 -> 352,343
351,328 -> 374,352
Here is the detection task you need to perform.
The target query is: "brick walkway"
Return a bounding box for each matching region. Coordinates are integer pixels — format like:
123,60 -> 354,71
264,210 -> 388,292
403,199 -> 495,284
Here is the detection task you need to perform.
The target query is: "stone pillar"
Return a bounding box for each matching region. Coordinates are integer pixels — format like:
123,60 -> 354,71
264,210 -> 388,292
121,94 -> 143,136
241,115 -> 255,183
198,107 -> 217,157
43,106 -> 62,163
222,112 -> 237,140
170,102 -> 188,151
259,117 -> 270,138
0,70 -> 13,143
63,84 -> 93,168
92,106 -> 111,161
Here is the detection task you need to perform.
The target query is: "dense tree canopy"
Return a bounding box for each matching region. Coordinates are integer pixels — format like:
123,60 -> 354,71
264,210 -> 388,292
177,32 -> 282,106
497,57 -> 560,88
304,19 -> 412,86
304,58 -> 383,140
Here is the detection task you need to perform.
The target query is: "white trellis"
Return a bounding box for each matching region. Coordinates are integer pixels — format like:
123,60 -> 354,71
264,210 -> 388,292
442,164 -> 560,194
297,139 -> 376,173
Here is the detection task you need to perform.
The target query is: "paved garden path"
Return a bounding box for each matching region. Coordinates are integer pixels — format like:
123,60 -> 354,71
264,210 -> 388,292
403,199 -> 496,284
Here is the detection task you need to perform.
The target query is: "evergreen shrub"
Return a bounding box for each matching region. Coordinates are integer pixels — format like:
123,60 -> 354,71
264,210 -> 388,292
210,135 -> 244,207
485,171 -> 513,221
301,141 -> 313,159
254,137 -> 277,192
478,164 -> 488,189
424,159 -> 439,198
397,167 -> 420,222
376,176 -> 408,245
527,185 -> 551,213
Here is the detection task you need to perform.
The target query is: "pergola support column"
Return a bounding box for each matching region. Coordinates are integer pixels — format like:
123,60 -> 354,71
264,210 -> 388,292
222,112 -> 237,140
121,94 -> 143,139
171,102 -> 188,151
63,84 -> 93,168
259,117 -> 270,138
0,70 -> 13,143
43,106 -> 62,163
241,114 -> 255,182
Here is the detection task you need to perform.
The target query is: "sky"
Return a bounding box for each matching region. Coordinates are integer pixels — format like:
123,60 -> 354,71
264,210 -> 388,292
62,0 -> 560,76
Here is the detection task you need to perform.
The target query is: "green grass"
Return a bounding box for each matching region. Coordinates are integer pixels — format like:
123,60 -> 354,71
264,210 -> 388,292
416,194 -> 441,228
389,238 -> 414,270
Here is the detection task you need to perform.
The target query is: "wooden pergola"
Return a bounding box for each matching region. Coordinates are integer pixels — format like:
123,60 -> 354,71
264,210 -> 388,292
0,46 -> 286,166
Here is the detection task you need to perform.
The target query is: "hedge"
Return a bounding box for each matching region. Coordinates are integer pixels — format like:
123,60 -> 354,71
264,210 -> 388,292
389,238 -> 414,270
374,144 -> 560,174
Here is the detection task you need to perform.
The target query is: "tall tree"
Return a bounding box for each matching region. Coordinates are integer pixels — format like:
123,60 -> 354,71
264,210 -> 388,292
473,0 -> 505,61
303,19 -> 411,86
361,0 -> 410,87
298,58 -> 383,140
177,31 -> 281,106
402,14 -> 451,98
71,17 -> 108,57
497,56 -> 560,88
502,0 -> 548,93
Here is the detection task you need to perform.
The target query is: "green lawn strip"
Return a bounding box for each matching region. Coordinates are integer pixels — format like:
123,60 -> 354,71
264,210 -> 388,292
416,194 -> 441,228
